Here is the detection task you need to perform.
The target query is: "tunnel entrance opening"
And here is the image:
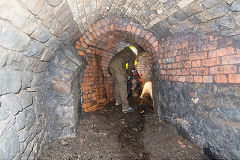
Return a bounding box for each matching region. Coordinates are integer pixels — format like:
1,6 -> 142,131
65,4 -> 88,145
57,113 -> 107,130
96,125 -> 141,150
76,16 -> 159,113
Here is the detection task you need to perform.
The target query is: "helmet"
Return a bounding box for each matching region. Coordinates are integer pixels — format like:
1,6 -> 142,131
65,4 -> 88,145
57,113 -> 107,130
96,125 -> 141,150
129,46 -> 138,55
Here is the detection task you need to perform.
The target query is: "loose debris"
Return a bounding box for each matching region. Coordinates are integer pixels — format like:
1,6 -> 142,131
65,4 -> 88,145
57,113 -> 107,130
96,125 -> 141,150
40,96 -> 202,160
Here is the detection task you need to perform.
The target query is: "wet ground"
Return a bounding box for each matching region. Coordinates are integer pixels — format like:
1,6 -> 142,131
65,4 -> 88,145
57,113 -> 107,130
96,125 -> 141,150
40,95 -> 203,160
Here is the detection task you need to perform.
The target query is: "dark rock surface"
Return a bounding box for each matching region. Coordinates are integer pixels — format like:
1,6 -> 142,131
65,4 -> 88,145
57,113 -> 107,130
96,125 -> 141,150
154,80 -> 240,159
39,96 -> 202,160
44,46 -> 86,140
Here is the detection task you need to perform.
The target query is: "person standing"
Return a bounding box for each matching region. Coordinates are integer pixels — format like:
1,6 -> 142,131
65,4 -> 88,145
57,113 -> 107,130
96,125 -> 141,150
108,46 -> 138,113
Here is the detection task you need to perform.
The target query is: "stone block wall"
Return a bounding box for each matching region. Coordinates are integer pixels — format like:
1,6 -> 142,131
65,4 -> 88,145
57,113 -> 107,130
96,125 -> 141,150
0,30 -> 47,160
153,34 -> 240,159
0,66 -> 46,160
0,0 -> 84,159
65,0 -> 240,41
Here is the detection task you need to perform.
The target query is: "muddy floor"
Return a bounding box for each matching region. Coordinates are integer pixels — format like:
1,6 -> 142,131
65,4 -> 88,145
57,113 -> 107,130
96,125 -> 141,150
39,95 -> 203,160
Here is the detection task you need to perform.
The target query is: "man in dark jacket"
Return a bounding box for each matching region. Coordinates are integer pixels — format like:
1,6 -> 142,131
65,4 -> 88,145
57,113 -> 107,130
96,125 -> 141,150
108,46 -> 138,113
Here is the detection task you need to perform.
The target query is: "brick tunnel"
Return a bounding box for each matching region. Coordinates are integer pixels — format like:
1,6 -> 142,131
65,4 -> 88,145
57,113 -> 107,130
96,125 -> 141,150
0,0 -> 240,159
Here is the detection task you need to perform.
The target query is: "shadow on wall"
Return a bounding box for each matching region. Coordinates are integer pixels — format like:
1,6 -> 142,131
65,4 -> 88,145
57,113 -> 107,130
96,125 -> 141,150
44,46 -> 86,140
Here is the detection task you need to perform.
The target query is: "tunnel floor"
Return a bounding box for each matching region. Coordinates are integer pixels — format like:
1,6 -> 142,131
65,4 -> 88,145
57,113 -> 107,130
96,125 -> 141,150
39,95 -> 203,160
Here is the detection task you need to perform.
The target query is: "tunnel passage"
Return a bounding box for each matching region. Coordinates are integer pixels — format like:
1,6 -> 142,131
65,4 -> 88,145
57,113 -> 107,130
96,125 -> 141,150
0,0 -> 240,159
75,17 -> 158,112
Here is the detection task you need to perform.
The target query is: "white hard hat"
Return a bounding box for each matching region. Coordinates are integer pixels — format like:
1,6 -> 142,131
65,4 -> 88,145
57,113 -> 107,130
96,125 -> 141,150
129,46 -> 138,55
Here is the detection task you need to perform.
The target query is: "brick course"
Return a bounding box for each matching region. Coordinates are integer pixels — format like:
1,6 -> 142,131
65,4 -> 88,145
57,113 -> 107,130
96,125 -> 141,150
157,34 -> 240,84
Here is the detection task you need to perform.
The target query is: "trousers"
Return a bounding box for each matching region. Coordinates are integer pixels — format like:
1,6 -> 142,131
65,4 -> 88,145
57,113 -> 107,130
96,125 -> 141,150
108,67 -> 129,110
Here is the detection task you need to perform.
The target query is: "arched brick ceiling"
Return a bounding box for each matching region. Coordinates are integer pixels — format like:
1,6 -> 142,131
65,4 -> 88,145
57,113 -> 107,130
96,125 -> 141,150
66,0 -> 240,40
76,17 -> 159,56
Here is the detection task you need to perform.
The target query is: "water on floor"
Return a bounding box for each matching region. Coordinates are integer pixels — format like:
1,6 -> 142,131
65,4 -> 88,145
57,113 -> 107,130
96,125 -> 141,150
39,95 -> 203,160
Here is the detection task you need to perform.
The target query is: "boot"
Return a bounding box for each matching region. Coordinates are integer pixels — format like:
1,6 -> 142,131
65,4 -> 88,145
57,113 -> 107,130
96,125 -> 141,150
122,106 -> 135,113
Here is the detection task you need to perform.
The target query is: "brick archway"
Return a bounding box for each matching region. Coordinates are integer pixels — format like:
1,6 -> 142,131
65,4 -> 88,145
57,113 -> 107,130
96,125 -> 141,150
75,16 -> 159,112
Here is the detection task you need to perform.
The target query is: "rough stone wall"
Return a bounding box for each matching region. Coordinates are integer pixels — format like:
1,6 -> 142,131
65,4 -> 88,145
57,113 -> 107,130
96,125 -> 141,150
75,16 -> 158,112
0,0 -> 83,159
44,46 -> 86,140
136,52 -> 153,82
155,81 -> 240,159
65,0 -> 240,40
154,34 -> 240,159
0,57 -> 46,160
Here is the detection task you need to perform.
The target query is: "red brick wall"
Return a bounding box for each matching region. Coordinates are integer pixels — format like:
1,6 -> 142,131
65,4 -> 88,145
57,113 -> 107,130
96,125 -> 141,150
75,16 -> 158,112
76,38 -> 117,112
75,17 -> 240,112
158,35 -> 240,83
136,52 -> 153,82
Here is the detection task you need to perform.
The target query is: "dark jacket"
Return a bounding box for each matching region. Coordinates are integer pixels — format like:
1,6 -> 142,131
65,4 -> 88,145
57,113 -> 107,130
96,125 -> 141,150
108,47 -> 136,76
